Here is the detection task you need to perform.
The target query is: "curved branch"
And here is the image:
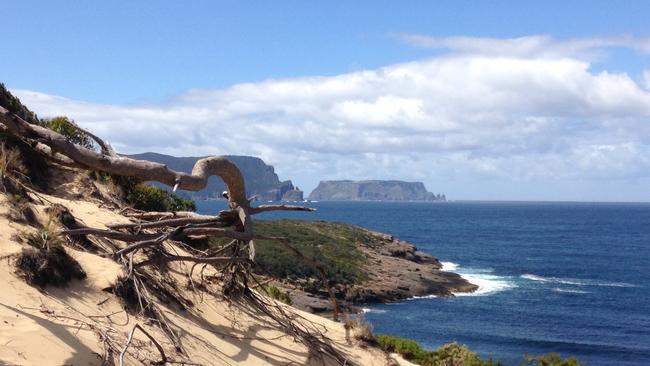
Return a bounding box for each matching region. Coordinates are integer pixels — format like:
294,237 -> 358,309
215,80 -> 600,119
73,124 -> 116,156
0,106 -> 248,206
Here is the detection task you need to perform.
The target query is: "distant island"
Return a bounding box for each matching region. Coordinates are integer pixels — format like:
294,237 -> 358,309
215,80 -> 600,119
128,152 -> 304,201
308,180 -> 446,201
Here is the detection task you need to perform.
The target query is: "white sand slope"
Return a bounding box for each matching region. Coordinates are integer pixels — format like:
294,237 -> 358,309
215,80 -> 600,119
0,194 -> 415,366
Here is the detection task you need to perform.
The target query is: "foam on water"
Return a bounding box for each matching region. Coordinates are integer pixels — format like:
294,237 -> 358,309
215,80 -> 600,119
443,262 -> 516,296
441,261 -> 458,271
361,308 -> 386,314
521,274 -> 638,288
408,294 -> 438,300
552,288 -> 590,294
456,272 -> 516,296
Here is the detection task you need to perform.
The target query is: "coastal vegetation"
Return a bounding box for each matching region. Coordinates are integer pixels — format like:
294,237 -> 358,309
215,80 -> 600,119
126,183 -> 196,212
245,220 -> 370,285
261,284 -> 293,305
375,334 -> 583,366
40,116 -> 94,149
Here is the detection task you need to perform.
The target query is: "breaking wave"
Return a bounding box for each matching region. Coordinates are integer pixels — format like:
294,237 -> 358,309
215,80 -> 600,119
443,262 -> 516,296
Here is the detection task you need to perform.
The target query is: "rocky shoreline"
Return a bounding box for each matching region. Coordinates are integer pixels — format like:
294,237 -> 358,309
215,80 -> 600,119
276,230 -> 478,313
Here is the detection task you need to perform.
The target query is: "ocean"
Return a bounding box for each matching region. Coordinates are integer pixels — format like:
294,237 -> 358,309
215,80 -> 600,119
196,200 -> 650,366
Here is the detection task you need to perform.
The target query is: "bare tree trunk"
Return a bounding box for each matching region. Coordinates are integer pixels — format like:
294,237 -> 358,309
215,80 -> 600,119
1,106 -> 248,206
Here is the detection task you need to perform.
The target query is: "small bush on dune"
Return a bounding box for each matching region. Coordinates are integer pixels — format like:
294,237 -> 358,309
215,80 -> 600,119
344,316 -> 375,343
15,220 -> 86,288
126,183 -> 196,212
15,246 -> 86,288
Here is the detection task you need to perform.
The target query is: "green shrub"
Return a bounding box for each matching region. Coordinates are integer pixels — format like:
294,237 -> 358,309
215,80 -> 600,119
0,83 -> 40,124
261,284 -> 292,305
40,116 -> 93,149
376,335 -> 501,366
126,183 -> 196,212
225,220 -> 367,286
376,335 -> 429,361
523,353 -> 584,366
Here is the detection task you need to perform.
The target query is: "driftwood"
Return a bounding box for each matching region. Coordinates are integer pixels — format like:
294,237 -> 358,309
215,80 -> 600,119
0,106 -> 351,365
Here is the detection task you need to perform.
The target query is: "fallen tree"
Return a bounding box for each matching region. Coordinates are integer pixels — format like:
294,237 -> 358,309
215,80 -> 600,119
0,105 -> 350,365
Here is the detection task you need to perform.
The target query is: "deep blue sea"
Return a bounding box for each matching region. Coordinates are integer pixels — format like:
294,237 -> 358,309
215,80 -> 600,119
196,200 -> 650,366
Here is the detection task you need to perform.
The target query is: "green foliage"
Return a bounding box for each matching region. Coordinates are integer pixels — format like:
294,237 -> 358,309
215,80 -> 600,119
376,335 -> 429,361
0,83 -> 40,124
376,335 -> 501,366
261,284 -> 292,305
126,183 -> 196,212
523,353 -> 584,366
40,116 -> 94,149
229,220 -> 368,286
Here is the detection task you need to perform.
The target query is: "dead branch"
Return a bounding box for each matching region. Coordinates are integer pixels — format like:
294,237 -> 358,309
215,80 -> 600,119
119,324 -> 167,366
72,124 -> 116,156
61,227 -> 161,242
1,106 -> 248,206
108,215 -> 231,230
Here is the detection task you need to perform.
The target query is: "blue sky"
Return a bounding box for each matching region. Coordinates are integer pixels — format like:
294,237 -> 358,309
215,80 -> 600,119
2,1 -> 650,201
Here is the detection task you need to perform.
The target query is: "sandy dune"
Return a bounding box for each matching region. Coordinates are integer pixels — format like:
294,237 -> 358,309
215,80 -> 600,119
0,193 -> 414,365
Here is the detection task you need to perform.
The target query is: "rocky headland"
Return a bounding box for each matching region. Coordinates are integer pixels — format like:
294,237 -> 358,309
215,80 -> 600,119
308,180 -> 446,201
250,220 -> 477,314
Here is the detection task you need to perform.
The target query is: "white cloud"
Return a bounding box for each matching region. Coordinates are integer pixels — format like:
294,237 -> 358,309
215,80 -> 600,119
12,38 -> 650,199
398,34 -> 650,59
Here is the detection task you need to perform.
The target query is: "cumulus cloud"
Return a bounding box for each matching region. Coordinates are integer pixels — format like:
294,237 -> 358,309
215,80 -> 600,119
12,36 -> 650,199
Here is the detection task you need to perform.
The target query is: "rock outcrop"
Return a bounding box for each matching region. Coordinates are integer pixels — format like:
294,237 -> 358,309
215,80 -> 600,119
128,152 -> 303,201
308,180 -> 445,201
